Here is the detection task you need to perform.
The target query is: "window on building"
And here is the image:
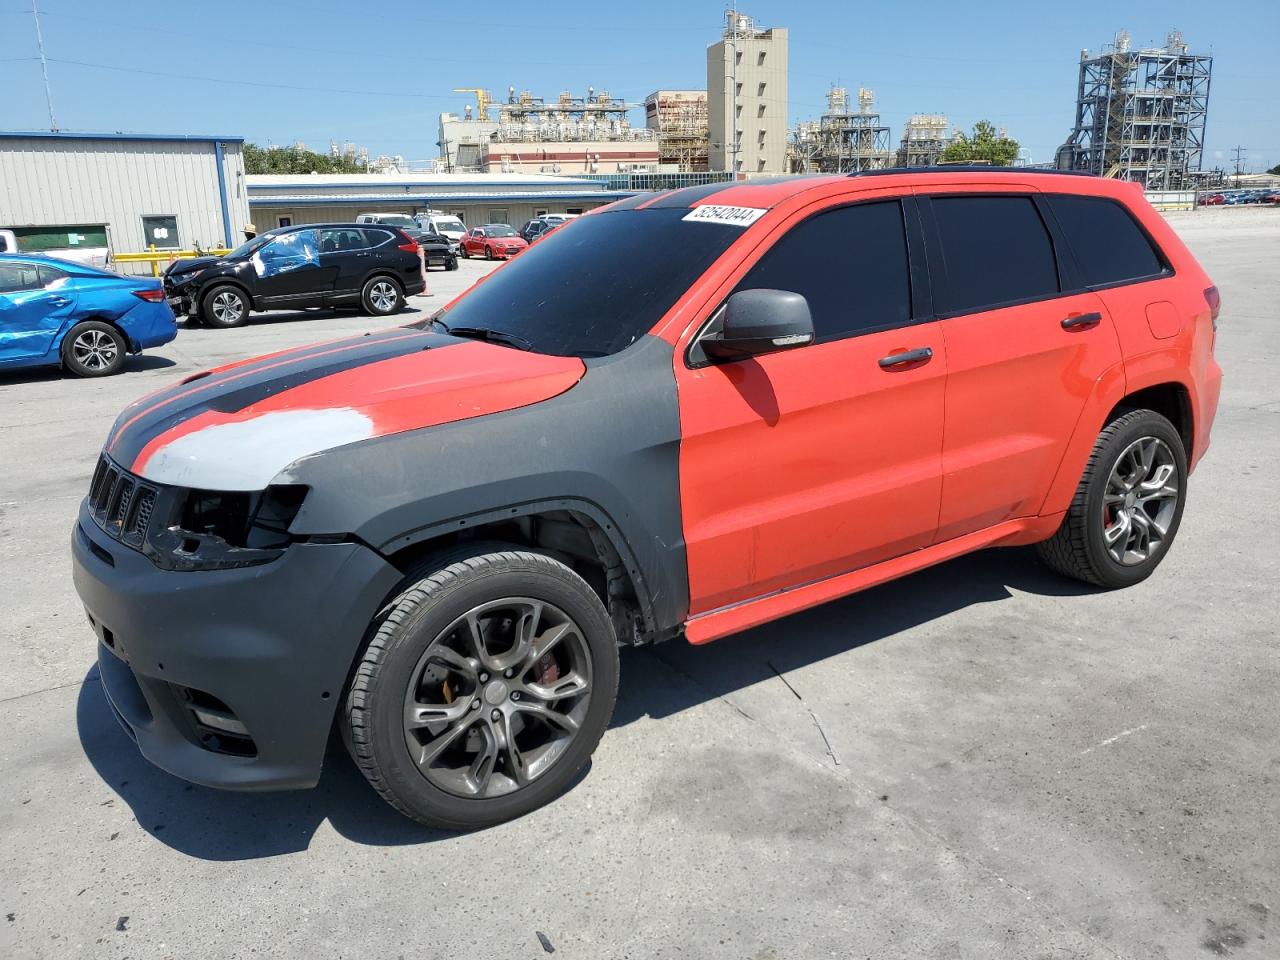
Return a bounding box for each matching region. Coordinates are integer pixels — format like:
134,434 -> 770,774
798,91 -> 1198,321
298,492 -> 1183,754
733,201 -> 913,342
735,83 -> 743,96
566,208 -> 584,215
488,209 -> 510,224
758,51 -> 767,66
449,209 -> 467,222
735,50 -> 743,65
277,216 -> 293,228
757,82 -> 766,96
1046,194 -> 1165,286
757,103 -> 766,118
141,215 -> 180,250
930,196 -> 1060,314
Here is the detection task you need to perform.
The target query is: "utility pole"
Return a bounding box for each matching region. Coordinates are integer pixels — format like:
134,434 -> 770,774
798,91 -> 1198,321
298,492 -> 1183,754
1231,145 -> 1246,187
31,0 -> 58,131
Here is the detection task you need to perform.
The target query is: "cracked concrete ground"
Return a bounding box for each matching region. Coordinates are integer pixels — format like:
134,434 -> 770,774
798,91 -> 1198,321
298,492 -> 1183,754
1,210 -> 1277,959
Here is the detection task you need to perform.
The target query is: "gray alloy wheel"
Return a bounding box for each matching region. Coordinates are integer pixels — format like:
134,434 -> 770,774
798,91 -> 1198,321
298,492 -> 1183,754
362,276 -> 403,316
61,321 -> 126,377
1036,408 -> 1187,588
201,285 -> 249,328
1100,436 -> 1180,565
402,597 -> 594,799
344,547 -> 619,829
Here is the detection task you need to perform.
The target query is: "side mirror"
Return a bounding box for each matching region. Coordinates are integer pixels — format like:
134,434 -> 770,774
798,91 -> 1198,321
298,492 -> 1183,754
701,289 -> 815,361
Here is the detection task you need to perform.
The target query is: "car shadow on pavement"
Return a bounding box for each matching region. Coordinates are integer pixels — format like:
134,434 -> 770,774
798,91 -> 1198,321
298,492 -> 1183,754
611,545 -> 1098,728
76,666 -> 593,860
0,354 -> 175,385
75,545 -> 1084,860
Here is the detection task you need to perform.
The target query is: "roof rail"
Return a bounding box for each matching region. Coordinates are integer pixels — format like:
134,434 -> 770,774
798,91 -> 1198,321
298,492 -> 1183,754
847,166 -> 1097,178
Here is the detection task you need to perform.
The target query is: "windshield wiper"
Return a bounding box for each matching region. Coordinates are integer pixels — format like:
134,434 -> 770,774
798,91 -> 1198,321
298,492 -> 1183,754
444,325 -> 532,351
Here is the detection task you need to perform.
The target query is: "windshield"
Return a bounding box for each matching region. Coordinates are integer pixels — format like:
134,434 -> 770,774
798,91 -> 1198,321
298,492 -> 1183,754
486,225 -> 517,237
415,208 -> 743,357
227,229 -> 283,259
436,218 -> 465,231
378,215 -> 416,228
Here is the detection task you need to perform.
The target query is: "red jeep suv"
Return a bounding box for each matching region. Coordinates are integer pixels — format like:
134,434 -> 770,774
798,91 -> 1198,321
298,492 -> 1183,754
72,169 -> 1222,828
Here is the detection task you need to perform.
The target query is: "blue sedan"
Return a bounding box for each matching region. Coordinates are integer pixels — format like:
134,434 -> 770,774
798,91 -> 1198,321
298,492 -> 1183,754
0,254 -> 177,377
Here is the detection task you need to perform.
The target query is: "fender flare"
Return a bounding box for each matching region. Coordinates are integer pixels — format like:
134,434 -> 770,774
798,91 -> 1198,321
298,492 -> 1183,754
374,496 -> 662,635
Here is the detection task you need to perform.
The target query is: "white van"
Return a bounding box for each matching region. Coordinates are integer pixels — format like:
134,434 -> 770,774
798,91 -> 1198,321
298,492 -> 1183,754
413,211 -> 467,244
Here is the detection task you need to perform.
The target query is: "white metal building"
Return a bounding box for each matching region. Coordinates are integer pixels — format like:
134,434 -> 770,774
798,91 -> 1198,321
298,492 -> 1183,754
247,173 -> 636,231
0,131 -> 249,272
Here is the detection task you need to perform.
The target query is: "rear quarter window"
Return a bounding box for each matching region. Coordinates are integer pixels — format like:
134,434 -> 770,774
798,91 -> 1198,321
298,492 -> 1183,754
1046,195 -> 1166,287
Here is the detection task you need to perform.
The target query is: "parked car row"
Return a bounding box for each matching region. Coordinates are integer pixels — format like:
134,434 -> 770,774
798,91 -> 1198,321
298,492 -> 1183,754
1198,188 -> 1280,205
0,220 -> 448,377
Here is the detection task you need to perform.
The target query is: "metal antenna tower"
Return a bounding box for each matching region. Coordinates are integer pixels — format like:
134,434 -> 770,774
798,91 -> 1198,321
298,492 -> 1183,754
31,0 -> 58,131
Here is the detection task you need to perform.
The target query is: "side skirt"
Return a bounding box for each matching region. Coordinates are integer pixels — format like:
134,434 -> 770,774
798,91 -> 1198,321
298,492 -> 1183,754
683,513 -> 1065,645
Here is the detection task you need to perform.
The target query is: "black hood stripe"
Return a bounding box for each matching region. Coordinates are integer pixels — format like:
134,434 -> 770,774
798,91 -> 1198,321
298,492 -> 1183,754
109,331 -> 460,469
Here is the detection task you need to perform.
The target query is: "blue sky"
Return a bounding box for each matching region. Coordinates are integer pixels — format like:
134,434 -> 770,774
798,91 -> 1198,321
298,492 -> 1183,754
2,0 -> 1277,172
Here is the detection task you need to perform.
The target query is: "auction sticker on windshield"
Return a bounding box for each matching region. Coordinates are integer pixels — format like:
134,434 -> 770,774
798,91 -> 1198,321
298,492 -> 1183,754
682,205 -> 768,227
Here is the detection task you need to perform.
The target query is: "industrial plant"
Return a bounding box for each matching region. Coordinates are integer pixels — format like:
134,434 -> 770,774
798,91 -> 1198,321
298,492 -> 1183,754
788,87 -> 894,174
1057,30 -> 1213,188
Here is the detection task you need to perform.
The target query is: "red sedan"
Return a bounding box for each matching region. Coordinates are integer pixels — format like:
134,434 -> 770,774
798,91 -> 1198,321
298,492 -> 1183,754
460,224 -> 529,260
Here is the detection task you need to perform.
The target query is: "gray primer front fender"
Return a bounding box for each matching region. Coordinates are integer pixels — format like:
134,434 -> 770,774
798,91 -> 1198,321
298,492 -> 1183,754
277,335 -> 689,634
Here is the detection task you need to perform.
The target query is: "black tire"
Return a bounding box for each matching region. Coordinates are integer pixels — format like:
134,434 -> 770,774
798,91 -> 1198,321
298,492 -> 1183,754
345,547 -> 619,829
1036,409 -> 1188,588
361,275 -> 404,316
200,284 -> 249,328
445,256 -> 459,271
484,245 -> 494,261
61,320 -> 127,377
460,244 -> 470,259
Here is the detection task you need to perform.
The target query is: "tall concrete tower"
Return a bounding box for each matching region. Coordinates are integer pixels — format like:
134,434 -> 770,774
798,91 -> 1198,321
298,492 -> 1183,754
707,11 -> 788,175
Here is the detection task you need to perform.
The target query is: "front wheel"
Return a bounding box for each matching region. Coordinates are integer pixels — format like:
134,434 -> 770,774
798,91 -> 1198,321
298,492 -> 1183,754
344,548 -> 619,829
200,284 -> 249,328
1037,409 -> 1187,588
361,276 -> 404,316
61,321 -> 126,377
445,256 -> 459,271
484,245 -> 494,261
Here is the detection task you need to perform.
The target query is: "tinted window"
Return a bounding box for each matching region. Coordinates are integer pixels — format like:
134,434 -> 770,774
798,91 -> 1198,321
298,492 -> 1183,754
734,200 -> 912,341
420,208 -> 742,357
362,229 -> 394,247
1047,195 -> 1164,286
931,196 -> 1059,314
39,265 -> 69,287
320,228 -> 367,252
0,261 -> 41,293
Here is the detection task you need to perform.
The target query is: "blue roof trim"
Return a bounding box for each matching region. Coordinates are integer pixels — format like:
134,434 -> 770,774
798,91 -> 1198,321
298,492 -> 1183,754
0,131 -> 245,143
247,178 -> 597,191
249,191 -> 639,206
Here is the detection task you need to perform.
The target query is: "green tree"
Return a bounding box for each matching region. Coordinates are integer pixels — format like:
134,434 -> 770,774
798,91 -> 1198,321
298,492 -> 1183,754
1268,163 -> 1280,176
243,143 -> 366,175
940,120 -> 1020,167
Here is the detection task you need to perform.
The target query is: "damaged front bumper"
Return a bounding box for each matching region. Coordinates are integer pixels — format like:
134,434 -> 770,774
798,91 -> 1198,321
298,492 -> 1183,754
71,500 -> 402,790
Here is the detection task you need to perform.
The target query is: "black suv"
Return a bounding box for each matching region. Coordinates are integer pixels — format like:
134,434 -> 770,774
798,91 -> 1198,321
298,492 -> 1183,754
164,223 -> 427,328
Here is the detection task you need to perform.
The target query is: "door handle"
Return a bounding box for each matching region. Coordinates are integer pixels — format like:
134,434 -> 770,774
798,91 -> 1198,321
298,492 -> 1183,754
878,346 -> 933,369
1061,311 -> 1102,331
46,296 -> 71,307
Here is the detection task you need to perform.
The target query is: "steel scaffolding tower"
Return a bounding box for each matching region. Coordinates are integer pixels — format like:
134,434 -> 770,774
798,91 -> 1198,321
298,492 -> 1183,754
896,114 -> 953,167
1057,30 -> 1212,189
788,87 -> 892,173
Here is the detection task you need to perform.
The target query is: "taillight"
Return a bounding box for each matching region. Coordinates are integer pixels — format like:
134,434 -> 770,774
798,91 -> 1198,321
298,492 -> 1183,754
132,288 -> 166,302
397,230 -> 419,253
1204,286 -> 1220,330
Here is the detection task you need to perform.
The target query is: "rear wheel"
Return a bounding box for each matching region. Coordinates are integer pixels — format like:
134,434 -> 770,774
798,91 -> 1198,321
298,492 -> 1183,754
61,321 -> 126,377
361,276 -> 403,316
345,548 -> 619,829
201,284 -> 249,328
1037,409 -> 1187,588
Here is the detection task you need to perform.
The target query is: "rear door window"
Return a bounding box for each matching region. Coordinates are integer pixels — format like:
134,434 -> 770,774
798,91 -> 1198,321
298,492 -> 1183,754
929,195 -> 1059,314
0,261 -> 42,293
1046,195 -> 1165,287
733,200 -> 913,341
